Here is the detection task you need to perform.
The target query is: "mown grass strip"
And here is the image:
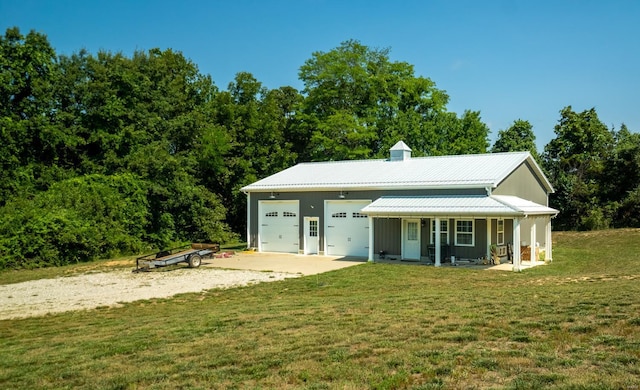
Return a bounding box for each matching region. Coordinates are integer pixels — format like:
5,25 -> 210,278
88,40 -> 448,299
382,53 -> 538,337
1,229 -> 639,389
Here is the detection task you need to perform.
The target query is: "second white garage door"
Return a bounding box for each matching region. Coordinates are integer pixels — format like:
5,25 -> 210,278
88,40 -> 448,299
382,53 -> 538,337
325,200 -> 371,257
258,200 -> 299,253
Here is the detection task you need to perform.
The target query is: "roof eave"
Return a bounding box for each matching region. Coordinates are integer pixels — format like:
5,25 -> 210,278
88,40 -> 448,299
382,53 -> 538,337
241,183 -> 494,193
360,211 -> 524,218
525,154 -> 555,193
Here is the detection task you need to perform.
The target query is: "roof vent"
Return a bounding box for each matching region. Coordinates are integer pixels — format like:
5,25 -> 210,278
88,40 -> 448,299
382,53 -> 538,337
389,140 -> 412,161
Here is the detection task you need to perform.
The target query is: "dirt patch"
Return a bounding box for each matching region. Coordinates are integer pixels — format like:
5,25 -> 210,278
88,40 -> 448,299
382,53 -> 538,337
0,268 -> 299,320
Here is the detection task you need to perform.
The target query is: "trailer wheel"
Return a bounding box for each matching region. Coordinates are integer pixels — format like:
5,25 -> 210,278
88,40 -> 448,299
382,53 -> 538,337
188,254 -> 202,268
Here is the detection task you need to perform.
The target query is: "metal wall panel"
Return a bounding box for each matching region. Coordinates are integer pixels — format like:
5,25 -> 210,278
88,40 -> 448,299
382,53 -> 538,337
373,218 -> 401,256
247,188 -> 485,251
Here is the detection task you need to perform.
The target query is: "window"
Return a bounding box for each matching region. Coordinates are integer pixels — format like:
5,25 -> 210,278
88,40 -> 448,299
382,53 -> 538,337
265,211 -> 278,217
497,219 -> 505,245
331,212 -> 347,218
309,220 -> 318,237
407,222 -> 418,241
430,219 -> 449,244
283,211 -> 296,217
455,219 -> 474,247
352,212 -> 367,218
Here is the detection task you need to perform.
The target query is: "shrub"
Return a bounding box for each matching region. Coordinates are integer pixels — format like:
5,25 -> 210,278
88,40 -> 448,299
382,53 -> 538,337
0,173 -> 150,268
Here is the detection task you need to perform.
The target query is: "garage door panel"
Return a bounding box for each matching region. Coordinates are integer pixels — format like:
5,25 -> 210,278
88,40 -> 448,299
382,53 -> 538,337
325,201 -> 370,257
259,201 -> 299,253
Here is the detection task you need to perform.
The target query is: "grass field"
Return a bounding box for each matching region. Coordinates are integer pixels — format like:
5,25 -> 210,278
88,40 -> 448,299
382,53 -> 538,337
1,230 -> 639,389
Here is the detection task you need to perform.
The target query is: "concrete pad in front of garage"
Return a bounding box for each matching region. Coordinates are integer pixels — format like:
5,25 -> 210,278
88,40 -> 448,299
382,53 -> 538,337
203,252 -> 366,275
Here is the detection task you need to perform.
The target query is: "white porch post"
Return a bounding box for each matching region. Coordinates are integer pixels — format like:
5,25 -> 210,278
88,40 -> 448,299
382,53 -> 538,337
530,218 -> 537,264
513,217 -> 521,272
486,218 -> 492,261
435,217 -> 441,267
545,217 -> 553,262
368,216 -> 374,262
246,192 -> 251,249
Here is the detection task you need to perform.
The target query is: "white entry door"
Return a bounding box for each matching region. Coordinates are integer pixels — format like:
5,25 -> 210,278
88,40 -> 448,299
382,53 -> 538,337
304,217 -> 319,255
403,219 -> 421,260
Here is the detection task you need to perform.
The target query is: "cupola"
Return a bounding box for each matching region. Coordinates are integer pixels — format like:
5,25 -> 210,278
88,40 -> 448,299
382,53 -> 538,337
389,140 -> 412,161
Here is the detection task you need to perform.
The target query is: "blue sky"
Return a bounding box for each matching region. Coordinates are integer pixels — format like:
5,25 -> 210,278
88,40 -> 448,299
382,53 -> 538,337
2,0 -> 639,150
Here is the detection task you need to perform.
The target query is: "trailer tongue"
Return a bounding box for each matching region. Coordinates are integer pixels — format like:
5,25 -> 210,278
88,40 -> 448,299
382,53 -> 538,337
134,243 -> 220,272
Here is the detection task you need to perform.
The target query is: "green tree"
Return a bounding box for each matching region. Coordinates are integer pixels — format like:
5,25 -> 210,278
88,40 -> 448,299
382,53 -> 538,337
67,48 -> 235,246
492,119 -> 540,161
212,73 -> 298,233
0,27 -> 62,202
444,110 -> 490,155
543,106 -> 615,230
297,40 -> 456,161
607,124 -> 640,227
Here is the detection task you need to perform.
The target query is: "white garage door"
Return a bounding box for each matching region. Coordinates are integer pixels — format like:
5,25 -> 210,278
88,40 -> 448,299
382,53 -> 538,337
325,200 -> 371,257
259,200 -> 299,253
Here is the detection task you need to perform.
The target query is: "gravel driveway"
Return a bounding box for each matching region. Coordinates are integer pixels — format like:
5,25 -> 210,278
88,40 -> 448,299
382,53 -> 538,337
0,252 -> 364,321
0,267 -> 298,320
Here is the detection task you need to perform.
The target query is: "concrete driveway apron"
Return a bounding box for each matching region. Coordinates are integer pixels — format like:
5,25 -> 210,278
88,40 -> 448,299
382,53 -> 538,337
203,252 -> 365,275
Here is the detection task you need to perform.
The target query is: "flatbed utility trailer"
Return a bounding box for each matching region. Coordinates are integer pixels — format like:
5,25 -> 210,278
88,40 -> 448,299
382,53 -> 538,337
134,243 -> 220,272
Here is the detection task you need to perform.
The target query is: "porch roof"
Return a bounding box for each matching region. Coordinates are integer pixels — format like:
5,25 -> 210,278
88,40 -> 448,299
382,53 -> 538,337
360,195 -> 558,217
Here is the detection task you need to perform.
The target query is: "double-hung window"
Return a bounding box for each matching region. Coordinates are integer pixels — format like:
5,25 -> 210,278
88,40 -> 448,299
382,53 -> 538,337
455,219 -> 474,247
497,219 -> 505,245
430,219 -> 449,245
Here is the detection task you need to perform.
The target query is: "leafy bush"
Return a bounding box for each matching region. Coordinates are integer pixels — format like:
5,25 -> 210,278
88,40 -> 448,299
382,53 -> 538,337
0,172 -> 237,269
0,174 -> 150,268
616,186 -> 640,228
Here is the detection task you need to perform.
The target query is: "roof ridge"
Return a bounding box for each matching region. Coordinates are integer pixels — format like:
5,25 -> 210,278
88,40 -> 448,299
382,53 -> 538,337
296,158 -> 387,166
296,151 -> 531,165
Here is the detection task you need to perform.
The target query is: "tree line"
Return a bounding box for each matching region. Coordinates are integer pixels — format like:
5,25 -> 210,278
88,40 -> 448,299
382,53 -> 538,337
1,27 -> 638,268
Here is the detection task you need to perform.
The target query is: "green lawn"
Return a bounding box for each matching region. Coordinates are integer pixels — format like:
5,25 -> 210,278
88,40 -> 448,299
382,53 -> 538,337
1,230 -> 639,389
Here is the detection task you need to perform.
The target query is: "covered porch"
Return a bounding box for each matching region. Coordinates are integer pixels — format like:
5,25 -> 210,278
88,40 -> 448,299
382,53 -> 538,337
361,195 -> 558,272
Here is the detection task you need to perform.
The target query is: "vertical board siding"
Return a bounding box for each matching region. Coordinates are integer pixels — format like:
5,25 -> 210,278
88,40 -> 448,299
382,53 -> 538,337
373,218 -> 401,255
248,183 -> 550,259
248,188 -> 485,252
420,218 -> 429,257
493,161 -> 548,204
448,219 -> 487,260
504,219 -> 514,248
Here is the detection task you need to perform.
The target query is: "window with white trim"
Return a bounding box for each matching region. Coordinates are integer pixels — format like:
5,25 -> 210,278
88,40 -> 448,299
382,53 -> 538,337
331,212 -> 346,218
455,219 -> 474,247
283,211 -> 296,217
430,219 -> 449,244
352,212 -> 367,218
265,211 -> 278,217
309,219 -> 318,237
407,221 -> 418,241
497,219 -> 505,245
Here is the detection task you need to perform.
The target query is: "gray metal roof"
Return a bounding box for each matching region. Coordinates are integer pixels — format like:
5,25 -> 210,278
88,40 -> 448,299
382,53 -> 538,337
361,195 -> 558,217
241,151 -> 553,193
492,195 -> 559,216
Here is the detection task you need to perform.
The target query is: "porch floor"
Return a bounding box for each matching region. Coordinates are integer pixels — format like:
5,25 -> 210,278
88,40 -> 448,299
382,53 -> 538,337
373,258 -> 547,271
